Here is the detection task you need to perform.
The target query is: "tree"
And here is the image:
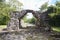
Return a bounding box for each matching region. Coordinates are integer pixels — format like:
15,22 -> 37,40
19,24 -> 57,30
25,17 -> 36,24
39,2 -> 48,11
0,0 -> 23,25
8,0 -> 23,11
56,1 -> 60,7
39,1 -> 60,27
47,1 -> 60,27
0,0 -> 11,25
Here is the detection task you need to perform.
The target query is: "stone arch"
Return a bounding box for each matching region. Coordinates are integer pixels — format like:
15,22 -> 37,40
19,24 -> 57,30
18,10 -> 40,28
7,10 -> 40,30
19,10 -> 40,19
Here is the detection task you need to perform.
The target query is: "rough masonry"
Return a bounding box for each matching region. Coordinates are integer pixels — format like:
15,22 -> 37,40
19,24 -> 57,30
0,10 -> 60,40
7,10 -> 51,31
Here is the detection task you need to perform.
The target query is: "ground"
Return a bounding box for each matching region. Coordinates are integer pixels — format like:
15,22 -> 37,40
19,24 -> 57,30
0,25 -> 6,31
0,25 -> 60,32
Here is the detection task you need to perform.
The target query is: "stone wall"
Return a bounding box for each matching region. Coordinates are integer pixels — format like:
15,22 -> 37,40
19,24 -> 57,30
7,10 -> 41,30
7,10 -> 52,31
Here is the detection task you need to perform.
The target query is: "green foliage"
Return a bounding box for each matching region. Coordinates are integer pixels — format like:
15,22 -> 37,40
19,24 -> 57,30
26,17 -> 36,24
56,1 -> 60,7
40,2 -> 48,11
23,17 -> 36,24
0,1 -> 10,25
9,0 -> 23,10
0,0 -> 23,25
47,6 -> 57,13
0,0 -> 5,2
39,1 -> 60,27
49,15 -> 60,27
48,1 -> 60,27
22,14 -> 27,22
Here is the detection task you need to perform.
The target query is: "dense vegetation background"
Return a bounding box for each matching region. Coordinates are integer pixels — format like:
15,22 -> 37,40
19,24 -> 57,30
24,1 -> 60,28
0,0 -> 60,28
0,0 -> 23,25
42,1 -> 60,27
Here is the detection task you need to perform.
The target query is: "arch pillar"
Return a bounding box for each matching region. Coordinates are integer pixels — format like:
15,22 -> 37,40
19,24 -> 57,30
7,11 -> 20,30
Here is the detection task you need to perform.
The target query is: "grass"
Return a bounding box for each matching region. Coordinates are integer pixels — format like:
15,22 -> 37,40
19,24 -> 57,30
0,25 -> 7,31
0,25 -> 7,28
52,27 -> 60,32
0,25 -> 60,32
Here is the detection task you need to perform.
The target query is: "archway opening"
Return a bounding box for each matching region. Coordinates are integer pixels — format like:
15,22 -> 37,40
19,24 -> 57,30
20,13 -> 37,28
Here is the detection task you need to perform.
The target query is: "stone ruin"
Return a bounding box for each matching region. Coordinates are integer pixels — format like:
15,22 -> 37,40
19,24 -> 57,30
7,10 -> 51,31
0,10 -> 60,40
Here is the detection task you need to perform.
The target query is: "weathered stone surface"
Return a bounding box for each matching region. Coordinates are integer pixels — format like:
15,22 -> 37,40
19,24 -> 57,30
7,9 -> 52,32
0,29 -> 51,40
4,10 -> 53,40
7,12 -> 20,30
7,10 -> 42,30
0,10 -> 60,40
